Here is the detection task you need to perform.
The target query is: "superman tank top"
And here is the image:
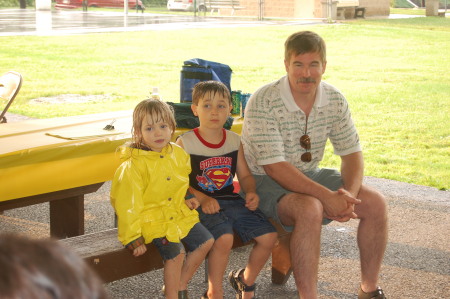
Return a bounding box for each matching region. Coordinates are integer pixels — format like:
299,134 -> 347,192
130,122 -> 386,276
179,128 -> 240,200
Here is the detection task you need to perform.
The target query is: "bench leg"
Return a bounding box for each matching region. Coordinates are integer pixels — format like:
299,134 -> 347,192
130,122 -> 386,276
271,232 -> 292,285
50,195 -> 84,239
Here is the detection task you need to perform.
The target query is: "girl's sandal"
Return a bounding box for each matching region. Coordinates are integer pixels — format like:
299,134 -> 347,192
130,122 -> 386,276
358,286 -> 386,299
228,268 -> 256,299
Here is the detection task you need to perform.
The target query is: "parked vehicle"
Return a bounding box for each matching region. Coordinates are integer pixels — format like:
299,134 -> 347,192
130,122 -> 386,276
167,0 -> 207,12
55,0 -> 145,11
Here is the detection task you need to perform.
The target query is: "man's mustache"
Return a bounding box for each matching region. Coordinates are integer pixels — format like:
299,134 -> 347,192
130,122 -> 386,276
296,78 -> 316,83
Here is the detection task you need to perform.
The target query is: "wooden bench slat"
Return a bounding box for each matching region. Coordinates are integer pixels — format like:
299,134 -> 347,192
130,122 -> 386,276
62,229 -> 164,283
62,221 -> 292,285
61,228 -> 122,257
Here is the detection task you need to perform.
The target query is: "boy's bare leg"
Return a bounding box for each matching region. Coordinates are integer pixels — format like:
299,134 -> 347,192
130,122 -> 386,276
240,232 -> 278,299
179,238 -> 214,291
206,234 -> 233,299
164,253 -> 184,299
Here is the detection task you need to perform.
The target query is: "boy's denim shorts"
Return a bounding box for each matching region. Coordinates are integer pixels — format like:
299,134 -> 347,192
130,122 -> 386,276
197,197 -> 276,244
250,168 -> 343,232
152,222 -> 213,261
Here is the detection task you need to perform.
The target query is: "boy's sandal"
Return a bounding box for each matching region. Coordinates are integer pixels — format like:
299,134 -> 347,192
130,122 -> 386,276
358,286 -> 386,299
178,290 -> 189,299
228,268 -> 256,299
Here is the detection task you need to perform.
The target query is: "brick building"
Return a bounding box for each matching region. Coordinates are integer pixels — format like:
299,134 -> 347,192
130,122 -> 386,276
231,0 -> 390,19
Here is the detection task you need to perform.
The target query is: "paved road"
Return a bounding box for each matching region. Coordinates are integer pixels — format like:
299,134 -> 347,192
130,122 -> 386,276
0,8 -> 431,37
0,8 -> 321,36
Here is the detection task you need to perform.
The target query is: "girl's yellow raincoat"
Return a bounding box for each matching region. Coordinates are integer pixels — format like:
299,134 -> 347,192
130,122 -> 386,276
110,143 -> 199,246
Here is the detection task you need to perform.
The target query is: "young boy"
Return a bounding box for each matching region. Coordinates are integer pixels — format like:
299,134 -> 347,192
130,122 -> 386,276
176,81 -> 278,299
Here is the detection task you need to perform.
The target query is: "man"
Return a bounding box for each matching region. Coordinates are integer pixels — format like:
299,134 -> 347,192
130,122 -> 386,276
241,31 -> 388,299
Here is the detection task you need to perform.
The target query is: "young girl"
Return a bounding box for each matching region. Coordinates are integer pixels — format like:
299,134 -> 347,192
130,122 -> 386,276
110,98 -> 213,299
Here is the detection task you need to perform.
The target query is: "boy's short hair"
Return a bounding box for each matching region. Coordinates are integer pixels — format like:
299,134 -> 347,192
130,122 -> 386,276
284,31 -> 327,64
192,81 -> 231,105
131,98 -> 176,148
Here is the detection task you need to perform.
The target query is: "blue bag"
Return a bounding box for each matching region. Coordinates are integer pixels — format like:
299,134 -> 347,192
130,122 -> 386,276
180,58 -> 232,103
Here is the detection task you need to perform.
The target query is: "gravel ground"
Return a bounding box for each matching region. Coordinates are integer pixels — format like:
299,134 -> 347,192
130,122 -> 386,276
1,112 -> 449,298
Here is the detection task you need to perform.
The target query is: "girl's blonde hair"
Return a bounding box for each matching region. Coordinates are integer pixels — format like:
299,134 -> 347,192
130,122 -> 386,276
131,98 -> 176,149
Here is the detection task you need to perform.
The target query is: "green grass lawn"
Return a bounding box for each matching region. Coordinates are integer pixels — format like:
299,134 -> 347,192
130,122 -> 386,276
1,17 -> 449,190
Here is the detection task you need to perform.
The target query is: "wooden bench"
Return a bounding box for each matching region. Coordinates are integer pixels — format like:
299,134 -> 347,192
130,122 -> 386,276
336,0 -> 365,19
61,220 -> 292,285
203,0 -> 244,16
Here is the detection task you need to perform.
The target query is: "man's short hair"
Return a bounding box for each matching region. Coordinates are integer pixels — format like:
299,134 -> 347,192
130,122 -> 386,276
284,31 -> 327,63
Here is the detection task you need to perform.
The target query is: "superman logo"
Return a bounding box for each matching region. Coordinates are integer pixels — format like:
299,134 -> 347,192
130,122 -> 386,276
204,167 -> 232,190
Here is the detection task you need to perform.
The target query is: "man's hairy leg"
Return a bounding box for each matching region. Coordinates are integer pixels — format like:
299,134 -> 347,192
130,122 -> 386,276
277,193 -> 324,299
355,185 -> 388,293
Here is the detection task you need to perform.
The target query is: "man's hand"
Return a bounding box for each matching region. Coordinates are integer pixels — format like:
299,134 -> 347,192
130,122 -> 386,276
323,188 -> 360,222
185,197 -> 200,210
201,196 -> 221,214
133,244 -> 147,257
245,191 -> 259,211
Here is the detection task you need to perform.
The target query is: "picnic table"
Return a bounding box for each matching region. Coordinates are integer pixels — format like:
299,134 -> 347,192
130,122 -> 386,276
0,110 -> 242,238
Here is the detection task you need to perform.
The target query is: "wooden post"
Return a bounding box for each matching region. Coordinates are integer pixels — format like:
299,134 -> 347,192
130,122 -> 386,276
50,195 -> 85,239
